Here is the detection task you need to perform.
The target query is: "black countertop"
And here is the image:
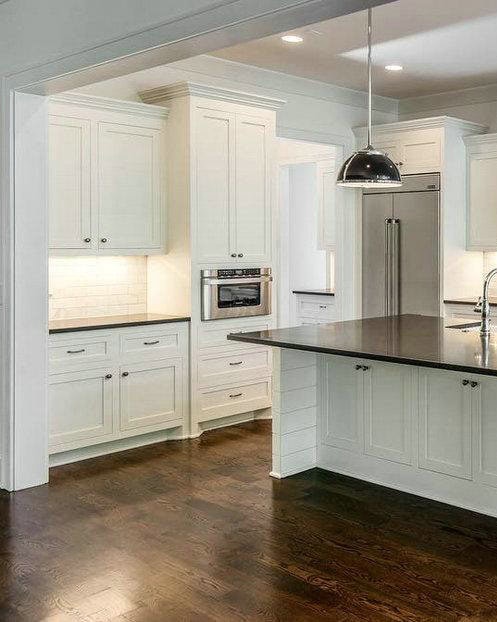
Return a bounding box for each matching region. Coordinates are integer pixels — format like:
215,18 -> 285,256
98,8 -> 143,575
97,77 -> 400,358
49,313 -> 191,334
292,289 -> 335,296
228,314 -> 497,377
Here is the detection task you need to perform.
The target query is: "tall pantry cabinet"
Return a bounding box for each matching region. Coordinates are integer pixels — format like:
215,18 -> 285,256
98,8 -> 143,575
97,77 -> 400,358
140,82 -> 285,433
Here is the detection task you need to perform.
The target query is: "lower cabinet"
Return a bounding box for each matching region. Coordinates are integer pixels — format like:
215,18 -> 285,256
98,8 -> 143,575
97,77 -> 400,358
49,322 -> 189,454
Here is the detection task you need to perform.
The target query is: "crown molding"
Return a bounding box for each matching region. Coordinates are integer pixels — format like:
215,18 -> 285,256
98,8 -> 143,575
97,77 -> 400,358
353,115 -> 487,137
49,92 -> 169,119
464,132 -> 497,146
399,83 -> 497,116
139,81 -> 286,111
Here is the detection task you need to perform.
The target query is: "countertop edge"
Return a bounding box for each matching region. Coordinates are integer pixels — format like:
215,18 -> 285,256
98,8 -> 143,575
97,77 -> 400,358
49,316 -> 191,334
292,290 -> 335,296
227,333 -> 497,378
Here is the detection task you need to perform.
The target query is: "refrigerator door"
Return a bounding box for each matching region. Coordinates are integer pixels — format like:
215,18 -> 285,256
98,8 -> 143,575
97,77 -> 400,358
393,190 -> 440,316
362,193 -> 393,318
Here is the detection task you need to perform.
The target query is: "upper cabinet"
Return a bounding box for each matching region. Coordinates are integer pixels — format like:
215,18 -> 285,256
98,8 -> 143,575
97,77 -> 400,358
140,82 -> 284,266
49,94 -> 168,255
465,134 -> 497,251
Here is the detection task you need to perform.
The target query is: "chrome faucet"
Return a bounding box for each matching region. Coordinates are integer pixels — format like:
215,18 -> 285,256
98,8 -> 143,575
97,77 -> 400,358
475,268 -> 497,335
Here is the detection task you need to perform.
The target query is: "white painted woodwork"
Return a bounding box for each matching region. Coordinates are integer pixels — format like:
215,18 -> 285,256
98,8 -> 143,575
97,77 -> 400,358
119,326 -> 184,361
198,379 -> 271,423
316,159 -> 336,250
198,348 -> 271,388
444,302 -> 479,320
194,108 -> 235,263
474,376 -> 497,488
97,122 -> 162,252
364,363 -> 412,465
49,368 -> 115,450
321,355 -> 362,453
374,139 -> 402,167
465,134 -> 497,251
271,348 -> 317,478
198,318 -> 271,351
234,114 -> 271,263
119,358 -> 183,432
48,115 -> 92,251
418,368 -> 472,479
296,294 -> 336,323
49,332 -> 115,373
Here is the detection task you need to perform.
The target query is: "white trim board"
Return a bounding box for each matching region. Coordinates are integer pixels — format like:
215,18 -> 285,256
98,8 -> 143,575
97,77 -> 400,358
399,82 -> 497,117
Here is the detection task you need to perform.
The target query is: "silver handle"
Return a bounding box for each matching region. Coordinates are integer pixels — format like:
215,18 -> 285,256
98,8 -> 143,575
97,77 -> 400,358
384,218 -> 392,316
229,361 -> 243,366
391,219 -> 400,315
143,340 -> 160,346
202,276 -> 273,286
67,348 -> 85,354
229,392 -> 243,398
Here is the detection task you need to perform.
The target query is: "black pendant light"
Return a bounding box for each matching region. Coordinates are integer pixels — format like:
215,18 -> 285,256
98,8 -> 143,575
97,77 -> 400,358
336,8 -> 402,188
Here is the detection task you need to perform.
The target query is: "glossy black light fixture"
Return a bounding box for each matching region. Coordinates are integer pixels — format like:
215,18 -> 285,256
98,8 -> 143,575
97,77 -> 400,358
336,9 -> 402,188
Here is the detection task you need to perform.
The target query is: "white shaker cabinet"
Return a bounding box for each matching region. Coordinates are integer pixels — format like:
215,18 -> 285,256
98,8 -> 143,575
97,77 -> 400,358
465,134 -> 497,250
49,94 -> 168,255
316,159 -> 337,251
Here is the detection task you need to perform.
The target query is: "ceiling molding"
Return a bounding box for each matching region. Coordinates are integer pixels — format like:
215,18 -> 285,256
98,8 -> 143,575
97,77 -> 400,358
353,115 -> 487,137
399,83 -> 497,116
140,80 -> 286,110
49,92 -> 169,118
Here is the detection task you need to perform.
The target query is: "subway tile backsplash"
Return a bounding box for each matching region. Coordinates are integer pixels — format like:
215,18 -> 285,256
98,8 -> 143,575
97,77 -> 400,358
49,256 -> 147,320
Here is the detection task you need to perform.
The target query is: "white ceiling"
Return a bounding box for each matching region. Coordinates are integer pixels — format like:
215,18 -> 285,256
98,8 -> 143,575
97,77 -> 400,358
211,0 -> 497,99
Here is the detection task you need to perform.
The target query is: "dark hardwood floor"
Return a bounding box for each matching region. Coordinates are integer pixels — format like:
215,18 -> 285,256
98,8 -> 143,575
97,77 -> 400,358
2,421 -> 497,621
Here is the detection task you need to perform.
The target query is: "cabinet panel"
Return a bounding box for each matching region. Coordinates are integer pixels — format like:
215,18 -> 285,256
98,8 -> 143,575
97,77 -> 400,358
49,116 -> 92,250
418,369 -> 472,479
97,122 -> 163,251
235,115 -> 271,263
467,154 -> 497,250
401,131 -> 441,174
364,362 -> 412,464
374,141 -> 402,166
474,377 -> 497,487
199,348 -> 271,388
316,159 -> 336,250
195,109 -> 235,262
198,379 -> 271,423
119,359 -> 183,432
49,368 -> 115,450
322,356 -> 362,452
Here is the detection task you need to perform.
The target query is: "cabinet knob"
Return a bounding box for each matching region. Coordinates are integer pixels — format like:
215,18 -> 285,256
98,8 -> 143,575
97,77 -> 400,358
362,365 -> 370,371
229,392 -> 243,399
230,253 -> 237,258
101,238 -> 108,243
398,161 -> 404,166
84,238 -> 91,243
470,381 -> 479,388
122,371 -> 129,377
462,379 -> 470,386
355,364 -> 362,370
105,374 -> 112,379
238,253 -> 244,258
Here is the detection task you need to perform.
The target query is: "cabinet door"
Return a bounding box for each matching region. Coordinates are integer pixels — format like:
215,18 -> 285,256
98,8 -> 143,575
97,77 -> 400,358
467,152 -> 497,250
474,377 -> 497,487
195,109 -> 235,263
321,356 -> 362,452
49,115 -> 92,251
418,368 -> 472,479
49,368 -> 115,451
401,130 -> 441,175
97,122 -> 163,252
363,362 -> 412,464
234,115 -> 271,263
374,140 -> 402,167
316,159 -> 337,250
119,358 -> 183,432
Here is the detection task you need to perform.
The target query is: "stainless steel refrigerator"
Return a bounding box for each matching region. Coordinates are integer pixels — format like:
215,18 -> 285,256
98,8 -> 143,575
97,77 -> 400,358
362,173 -> 440,318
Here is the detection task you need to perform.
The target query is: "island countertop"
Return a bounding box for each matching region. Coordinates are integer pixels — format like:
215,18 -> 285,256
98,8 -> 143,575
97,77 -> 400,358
228,314 -> 497,377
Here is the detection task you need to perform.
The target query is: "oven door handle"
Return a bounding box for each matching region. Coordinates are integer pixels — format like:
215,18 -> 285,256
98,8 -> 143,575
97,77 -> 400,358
201,276 -> 273,286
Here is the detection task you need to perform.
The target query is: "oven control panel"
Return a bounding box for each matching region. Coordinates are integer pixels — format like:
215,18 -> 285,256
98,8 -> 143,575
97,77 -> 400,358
217,268 -> 262,279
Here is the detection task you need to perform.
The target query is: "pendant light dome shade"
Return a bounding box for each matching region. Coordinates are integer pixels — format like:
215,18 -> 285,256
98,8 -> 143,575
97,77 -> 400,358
336,8 -> 402,189
336,147 -> 402,187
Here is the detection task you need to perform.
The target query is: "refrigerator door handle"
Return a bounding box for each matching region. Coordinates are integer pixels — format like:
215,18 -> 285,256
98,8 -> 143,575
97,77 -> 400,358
384,218 -> 392,316
391,218 -> 400,315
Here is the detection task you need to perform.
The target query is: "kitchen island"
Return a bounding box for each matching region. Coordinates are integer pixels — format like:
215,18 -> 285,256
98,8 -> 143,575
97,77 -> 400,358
228,314 -> 497,517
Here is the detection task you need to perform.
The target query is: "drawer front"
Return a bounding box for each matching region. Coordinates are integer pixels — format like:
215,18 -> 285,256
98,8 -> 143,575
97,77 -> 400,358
444,303 -> 479,320
199,319 -> 271,351
199,379 -> 271,423
199,348 -> 271,388
119,325 -> 187,361
298,299 -> 336,320
49,333 -> 115,373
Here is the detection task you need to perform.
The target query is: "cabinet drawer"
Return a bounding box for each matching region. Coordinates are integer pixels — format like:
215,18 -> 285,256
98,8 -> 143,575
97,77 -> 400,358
297,299 -> 336,320
119,325 -> 187,361
198,379 -> 271,423
444,303 -> 479,320
49,333 -> 115,373
199,320 -> 271,351
199,349 -> 271,388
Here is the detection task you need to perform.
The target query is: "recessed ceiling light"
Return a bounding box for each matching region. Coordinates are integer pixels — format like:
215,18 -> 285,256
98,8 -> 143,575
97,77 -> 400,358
385,64 -> 403,72
281,35 -> 303,43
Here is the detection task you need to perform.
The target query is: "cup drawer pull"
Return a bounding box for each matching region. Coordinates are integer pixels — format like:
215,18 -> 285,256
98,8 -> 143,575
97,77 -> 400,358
229,392 -> 243,399
67,349 -> 86,354
143,340 -> 160,346
229,361 -> 243,366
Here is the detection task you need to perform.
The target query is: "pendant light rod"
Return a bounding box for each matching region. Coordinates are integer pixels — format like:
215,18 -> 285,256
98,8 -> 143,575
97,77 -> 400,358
367,7 -> 372,148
